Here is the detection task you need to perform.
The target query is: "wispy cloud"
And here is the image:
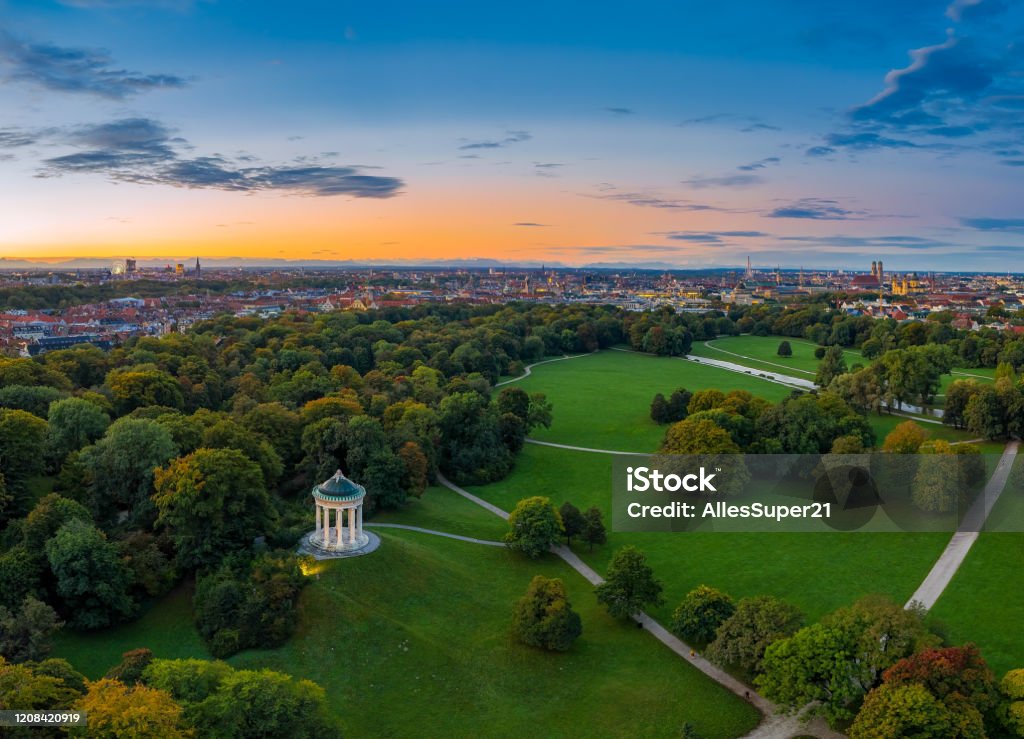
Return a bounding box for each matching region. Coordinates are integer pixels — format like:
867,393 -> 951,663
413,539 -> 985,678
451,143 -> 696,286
585,190 -> 733,211
660,230 -> 770,245
513,222 -> 550,227
681,173 -> 763,189
605,107 -> 634,115
766,198 -> 862,220
39,118 -> 404,197
737,156 -> 780,171
0,31 -> 189,99
458,130 -> 531,150
959,217 -> 1024,232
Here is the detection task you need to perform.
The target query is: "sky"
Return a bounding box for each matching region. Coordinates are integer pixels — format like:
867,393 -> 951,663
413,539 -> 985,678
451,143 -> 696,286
1,0 -> 1023,271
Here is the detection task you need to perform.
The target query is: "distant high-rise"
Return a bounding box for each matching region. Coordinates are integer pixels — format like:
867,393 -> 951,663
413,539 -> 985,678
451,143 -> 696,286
877,260 -> 883,283
125,258 -> 137,274
871,261 -> 878,279
745,256 -> 752,279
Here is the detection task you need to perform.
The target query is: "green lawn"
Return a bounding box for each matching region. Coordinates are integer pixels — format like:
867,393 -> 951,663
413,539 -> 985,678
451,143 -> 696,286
510,350 -> 792,452
371,482 -> 509,540
54,530 -> 761,739
53,582 -> 208,678
929,454 -> 1024,677
468,444 -> 951,624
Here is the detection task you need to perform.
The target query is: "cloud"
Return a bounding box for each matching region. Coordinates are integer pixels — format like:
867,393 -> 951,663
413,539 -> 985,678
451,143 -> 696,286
38,117 -> 404,197
0,32 -> 188,99
778,234 -> 949,249
605,107 -> 634,115
681,173 -> 763,189
678,113 -> 779,133
805,146 -> 836,157
0,128 -> 44,148
458,130 -> 531,150
766,198 -> 861,220
586,191 -> 731,211
661,230 -> 770,245
958,217 -> 1024,232
737,157 -> 780,171
513,222 -> 550,227
533,162 -> 563,178
58,0 -> 198,7
946,0 -> 1007,22
823,131 -> 919,150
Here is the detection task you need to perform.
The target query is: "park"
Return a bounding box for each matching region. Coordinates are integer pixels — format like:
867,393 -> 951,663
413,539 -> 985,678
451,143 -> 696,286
37,327 -> 1024,738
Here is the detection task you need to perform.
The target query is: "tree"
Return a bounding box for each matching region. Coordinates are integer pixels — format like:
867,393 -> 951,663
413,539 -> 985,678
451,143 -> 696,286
581,506 -> 607,551
80,417 -> 178,522
75,678 -> 189,739
142,658 -> 340,738
504,497 -> 563,558
883,644 -> 997,716
661,418 -> 740,455
707,595 -> 803,673
153,448 -> 278,570
1001,669 -> 1024,737
777,341 -> 793,357
595,546 -> 663,620
850,683 -> 973,739
202,418 -> 284,488
559,502 -> 585,545
46,397 -> 109,465
667,388 -> 692,422
45,519 -> 136,630
242,403 -> 303,467
104,648 -> 154,686
0,408 -> 48,499
650,393 -> 670,424
815,345 -> 848,388
830,434 -> 865,454
670,585 -> 735,644
0,657 -> 84,716
0,385 -> 66,419
511,575 -> 582,652
0,596 -> 62,663
882,420 -> 928,454
965,385 -> 1007,440
912,442 -> 965,513
944,380 -> 980,430
107,369 -> 184,415
757,596 -> 938,726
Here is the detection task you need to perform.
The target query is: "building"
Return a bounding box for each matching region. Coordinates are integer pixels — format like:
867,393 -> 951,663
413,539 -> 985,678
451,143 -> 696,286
303,470 -> 375,556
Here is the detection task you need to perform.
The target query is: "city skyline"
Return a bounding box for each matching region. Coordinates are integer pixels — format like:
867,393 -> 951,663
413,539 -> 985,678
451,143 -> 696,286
2,0 -> 1024,269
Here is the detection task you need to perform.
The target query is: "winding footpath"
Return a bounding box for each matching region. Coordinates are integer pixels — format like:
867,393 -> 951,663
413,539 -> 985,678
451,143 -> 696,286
363,522 -> 505,547
433,472 -> 843,739
495,353 -> 589,386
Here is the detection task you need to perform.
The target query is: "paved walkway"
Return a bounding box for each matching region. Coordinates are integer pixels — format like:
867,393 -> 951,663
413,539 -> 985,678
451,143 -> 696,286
435,472 -> 843,738
906,440 -> 1019,610
495,353 -> 589,386
525,438 -> 648,456
364,522 -> 505,547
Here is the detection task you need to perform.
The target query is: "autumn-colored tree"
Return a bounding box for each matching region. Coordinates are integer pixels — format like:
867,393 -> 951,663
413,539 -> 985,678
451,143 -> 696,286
882,420 -> 928,454
75,678 -> 190,739
511,576 -> 582,652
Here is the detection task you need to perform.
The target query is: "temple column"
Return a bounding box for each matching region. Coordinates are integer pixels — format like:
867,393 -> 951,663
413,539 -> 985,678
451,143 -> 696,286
316,505 -> 322,538
322,507 -> 329,546
357,505 -> 362,537
349,504 -> 356,543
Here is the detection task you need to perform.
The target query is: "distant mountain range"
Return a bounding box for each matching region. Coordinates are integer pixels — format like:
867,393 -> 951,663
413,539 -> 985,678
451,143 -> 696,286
0,256 -> 691,271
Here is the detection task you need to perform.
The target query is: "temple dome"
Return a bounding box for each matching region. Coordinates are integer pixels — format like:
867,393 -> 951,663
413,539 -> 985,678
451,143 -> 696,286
313,469 -> 366,501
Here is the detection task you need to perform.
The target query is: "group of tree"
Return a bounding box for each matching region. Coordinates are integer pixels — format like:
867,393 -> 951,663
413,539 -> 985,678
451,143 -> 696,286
659,387 -> 873,457
0,651 -> 340,738
649,388 -> 693,425
503,497 -> 606,558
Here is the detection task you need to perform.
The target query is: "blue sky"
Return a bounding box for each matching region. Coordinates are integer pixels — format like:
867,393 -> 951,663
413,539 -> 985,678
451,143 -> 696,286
1,0 -> 1023,270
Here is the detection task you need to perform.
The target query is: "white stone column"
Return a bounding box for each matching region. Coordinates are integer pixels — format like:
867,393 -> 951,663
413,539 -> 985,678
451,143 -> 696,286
357,505 -> 362,537
321,507 -> 329,545
316,505 -> 322,538
349,504 -> 356,543
335,506 -> 342,547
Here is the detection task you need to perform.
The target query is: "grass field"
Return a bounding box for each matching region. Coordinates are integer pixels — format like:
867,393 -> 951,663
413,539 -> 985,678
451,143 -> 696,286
468,443 -> 951,624
929,455 -> 1024,677
54,529 -> 761,739
511,350 -> 792,452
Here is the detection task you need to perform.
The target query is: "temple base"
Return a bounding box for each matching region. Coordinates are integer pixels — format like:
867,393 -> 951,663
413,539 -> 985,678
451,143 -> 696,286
297,530 -> 380,560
